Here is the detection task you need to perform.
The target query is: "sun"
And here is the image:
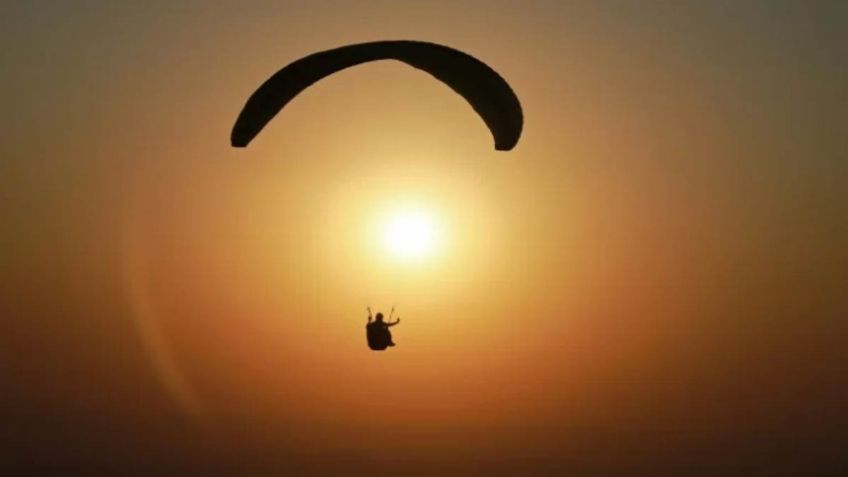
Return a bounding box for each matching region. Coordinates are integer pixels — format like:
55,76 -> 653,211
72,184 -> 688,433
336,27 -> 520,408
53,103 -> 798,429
381,208 -> 440,261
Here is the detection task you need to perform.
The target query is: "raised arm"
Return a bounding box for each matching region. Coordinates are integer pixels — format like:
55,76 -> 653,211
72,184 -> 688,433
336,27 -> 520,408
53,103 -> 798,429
367,306 -> 372,323
387,317 -> 400,327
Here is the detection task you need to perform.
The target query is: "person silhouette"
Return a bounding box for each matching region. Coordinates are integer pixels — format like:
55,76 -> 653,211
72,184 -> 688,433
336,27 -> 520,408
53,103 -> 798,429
366,306 -> 400,350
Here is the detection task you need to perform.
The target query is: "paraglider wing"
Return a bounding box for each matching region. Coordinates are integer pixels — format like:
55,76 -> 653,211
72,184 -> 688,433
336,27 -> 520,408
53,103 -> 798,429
231,40 -> 523,150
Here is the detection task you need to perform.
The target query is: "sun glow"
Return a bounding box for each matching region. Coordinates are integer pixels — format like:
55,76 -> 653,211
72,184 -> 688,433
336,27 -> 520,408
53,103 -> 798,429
381,208 -> 440,261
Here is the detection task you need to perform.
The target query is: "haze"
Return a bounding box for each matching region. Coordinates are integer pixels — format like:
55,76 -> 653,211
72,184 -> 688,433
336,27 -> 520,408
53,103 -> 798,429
2,1 -> 846,475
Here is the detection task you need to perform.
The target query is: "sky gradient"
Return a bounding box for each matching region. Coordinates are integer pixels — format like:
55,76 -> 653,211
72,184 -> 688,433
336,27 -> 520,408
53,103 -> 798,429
2,1 -> 846,475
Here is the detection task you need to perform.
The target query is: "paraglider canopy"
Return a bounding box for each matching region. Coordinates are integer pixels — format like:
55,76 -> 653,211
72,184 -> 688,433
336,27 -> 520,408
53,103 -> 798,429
231,40 -> 523,150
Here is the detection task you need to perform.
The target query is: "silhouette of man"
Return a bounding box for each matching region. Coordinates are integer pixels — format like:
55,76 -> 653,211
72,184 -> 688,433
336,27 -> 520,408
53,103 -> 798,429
366,306 -> 400,350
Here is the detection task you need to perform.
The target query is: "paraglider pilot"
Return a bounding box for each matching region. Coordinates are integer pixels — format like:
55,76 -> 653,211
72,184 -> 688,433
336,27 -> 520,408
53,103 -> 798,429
366,306 -> 400,351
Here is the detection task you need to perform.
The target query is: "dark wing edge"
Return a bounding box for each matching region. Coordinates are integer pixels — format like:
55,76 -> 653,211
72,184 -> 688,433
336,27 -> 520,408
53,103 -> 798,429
231,40 -> 523,150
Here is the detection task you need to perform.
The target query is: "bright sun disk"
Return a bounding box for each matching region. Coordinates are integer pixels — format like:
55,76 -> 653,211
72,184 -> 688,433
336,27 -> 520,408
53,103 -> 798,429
382,209 -> 439,261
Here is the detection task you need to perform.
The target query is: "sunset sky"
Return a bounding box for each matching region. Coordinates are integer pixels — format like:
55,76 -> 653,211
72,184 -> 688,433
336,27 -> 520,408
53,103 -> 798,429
2,1 -> 846,475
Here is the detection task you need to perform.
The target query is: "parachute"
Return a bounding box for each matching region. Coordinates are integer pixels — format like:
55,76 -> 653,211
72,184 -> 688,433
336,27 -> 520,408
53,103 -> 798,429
231,40 -> 523,150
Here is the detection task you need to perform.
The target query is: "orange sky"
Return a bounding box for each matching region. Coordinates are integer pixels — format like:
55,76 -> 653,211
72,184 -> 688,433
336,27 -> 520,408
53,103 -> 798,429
2,1 -> 846,475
